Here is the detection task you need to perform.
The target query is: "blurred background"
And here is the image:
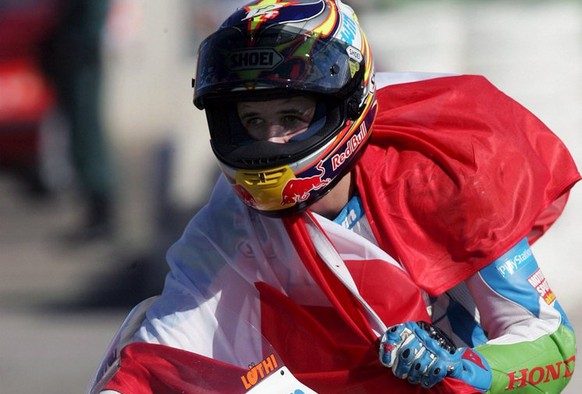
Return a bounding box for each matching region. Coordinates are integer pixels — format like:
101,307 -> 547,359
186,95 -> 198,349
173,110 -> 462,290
0,0 -> 581,392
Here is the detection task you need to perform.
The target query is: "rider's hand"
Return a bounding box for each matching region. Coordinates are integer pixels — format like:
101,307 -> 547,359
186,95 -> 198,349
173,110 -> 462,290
379,321 -> 492,391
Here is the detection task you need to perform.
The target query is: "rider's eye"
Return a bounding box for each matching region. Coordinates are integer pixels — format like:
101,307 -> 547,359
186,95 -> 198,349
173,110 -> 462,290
281,115 -> 304,128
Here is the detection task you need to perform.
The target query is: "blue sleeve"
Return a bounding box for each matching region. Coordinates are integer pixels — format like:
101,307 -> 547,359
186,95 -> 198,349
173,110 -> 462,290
459,238 -> 575,392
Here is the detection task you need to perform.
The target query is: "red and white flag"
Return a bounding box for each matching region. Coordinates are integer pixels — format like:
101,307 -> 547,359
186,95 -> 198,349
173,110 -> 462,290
94,73 -> 579,394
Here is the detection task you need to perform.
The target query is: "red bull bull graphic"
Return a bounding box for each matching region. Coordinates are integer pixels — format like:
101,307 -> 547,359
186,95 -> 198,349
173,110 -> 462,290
281,161 -> 331,205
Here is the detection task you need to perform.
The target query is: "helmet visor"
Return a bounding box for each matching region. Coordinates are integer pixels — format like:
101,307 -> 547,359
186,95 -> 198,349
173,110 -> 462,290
205,94 -> 344,169
194,25 -> 363,108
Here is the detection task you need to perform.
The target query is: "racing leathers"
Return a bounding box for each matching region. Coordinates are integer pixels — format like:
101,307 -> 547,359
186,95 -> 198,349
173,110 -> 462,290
89,73 -> 579,393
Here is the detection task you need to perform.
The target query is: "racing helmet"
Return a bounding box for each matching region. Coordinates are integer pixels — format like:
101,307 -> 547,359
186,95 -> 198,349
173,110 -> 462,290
193,0 -> 377,216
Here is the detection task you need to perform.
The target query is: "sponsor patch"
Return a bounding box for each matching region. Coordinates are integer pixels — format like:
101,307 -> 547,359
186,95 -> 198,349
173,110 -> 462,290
241,354 -> 278,390
527,268 -> 556,304
506,355 -> 575,390
495,245 -> 532,278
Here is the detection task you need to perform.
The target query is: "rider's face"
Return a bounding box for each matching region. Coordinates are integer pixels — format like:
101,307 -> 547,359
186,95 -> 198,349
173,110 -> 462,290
237,96 -> 317,143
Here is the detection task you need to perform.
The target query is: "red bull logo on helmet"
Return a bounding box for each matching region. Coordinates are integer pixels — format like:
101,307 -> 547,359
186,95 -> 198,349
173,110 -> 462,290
331,121 -> 368,171
281,161 -> 330,205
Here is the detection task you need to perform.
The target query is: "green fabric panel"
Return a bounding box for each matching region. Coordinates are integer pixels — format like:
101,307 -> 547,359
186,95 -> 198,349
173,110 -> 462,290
476,325 -> 575,393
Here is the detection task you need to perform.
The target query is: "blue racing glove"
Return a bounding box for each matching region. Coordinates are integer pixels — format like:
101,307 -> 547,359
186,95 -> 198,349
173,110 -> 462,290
379,321 -> 492,391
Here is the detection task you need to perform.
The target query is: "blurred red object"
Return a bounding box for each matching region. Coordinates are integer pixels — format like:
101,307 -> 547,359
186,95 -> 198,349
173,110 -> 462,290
0,58 -> 55,167
0,58 -> 54,123
0,0 -> 59,170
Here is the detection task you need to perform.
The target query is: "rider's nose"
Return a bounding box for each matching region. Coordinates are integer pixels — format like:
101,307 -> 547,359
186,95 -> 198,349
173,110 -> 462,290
265,124 -> 289,143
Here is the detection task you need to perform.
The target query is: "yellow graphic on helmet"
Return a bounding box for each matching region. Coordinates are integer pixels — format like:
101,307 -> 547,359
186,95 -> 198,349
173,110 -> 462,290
233,161 -> 332,213
233,165 -> 296,212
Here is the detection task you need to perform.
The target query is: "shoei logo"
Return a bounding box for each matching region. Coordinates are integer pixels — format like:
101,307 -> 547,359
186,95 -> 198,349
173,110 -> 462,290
229,48 -> 283,71
346,46 -> 363,63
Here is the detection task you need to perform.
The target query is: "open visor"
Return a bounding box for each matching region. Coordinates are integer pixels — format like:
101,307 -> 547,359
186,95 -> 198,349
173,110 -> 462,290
194,24 -> 364,109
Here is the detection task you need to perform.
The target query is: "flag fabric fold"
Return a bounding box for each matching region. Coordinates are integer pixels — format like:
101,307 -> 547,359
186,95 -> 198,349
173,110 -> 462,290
356,74 -> 580,295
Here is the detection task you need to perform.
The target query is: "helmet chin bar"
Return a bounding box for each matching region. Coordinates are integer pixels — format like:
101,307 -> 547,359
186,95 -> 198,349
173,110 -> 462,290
223,139 -> 368,218
252,178 -> 337,218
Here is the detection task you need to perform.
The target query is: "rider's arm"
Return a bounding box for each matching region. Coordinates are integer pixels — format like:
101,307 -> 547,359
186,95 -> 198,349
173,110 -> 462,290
380,237 -> 576,392
466,237 -> 576,392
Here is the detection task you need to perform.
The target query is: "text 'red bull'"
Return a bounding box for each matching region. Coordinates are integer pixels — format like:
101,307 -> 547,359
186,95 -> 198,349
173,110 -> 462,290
331,121 -> 368,171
